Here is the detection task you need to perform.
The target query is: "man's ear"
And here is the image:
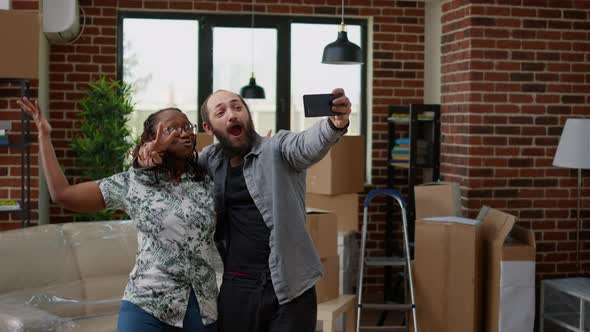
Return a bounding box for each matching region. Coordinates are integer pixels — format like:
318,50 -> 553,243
202,121 -> 214,136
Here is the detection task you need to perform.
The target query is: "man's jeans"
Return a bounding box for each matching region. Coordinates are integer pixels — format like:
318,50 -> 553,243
218,272 -> 317,332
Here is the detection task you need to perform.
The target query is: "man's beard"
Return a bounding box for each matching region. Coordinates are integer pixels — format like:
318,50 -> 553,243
212,118 -> 257,158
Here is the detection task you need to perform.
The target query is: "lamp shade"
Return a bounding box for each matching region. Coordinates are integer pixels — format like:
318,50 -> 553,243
240,76 -> 265,99
322,30 -> 363,65
553,118 -> 590,169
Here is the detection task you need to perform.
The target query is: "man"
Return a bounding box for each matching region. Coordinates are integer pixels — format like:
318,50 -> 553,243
139,88 -> 351,332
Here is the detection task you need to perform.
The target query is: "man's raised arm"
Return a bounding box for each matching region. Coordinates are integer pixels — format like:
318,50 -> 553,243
277,88 -> 351,171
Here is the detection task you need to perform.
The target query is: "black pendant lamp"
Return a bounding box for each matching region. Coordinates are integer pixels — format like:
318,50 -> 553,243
240,74 -> 265,99
240,0 -> 265,99
322,0 -> 363,65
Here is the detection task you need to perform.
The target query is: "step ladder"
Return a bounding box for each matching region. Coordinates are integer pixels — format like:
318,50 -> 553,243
356,189 -> 418,332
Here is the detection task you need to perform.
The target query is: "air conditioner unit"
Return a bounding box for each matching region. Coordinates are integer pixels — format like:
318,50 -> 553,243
0,0 -> 11,10
43,0 -> 80,42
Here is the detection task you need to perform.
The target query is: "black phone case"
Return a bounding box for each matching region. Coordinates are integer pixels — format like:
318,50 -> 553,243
303,93 -> 344,117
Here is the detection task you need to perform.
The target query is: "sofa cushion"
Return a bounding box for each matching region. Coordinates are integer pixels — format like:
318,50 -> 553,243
0,279 -> 87,319
0,302 -> 77,332
82,275 -> 127,317
0,224 -> 80,294
62,221 -> 137,280
0,275 -> 128,320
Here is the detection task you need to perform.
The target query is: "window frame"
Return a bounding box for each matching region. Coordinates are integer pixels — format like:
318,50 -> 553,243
116,11 -> 368,137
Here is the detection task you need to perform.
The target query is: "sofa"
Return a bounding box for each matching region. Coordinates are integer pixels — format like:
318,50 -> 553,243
0,220 -> 223,332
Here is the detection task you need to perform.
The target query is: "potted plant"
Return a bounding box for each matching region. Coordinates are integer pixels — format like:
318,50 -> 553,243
71,76 -> 135,221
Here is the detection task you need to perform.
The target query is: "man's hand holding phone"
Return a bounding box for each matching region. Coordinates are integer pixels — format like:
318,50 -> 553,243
329,88 -> 351,129
302,88 -> 351,129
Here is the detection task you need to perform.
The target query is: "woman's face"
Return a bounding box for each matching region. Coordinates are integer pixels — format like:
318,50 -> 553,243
155,109 -> 196,158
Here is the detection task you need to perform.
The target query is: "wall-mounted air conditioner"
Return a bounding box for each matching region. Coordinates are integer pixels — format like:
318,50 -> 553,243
43,0 -> 80,42
0,0 -> 11,10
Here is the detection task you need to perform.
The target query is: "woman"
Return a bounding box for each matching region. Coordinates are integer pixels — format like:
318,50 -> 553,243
18,97 -> 217,332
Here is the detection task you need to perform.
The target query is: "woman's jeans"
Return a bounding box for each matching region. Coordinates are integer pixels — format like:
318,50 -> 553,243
117,289 -> 217,332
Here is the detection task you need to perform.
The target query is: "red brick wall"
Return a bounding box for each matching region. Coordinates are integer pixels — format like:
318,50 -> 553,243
2,0 -> 426,293
0,81 -> 39,231
441,0 -> 590,278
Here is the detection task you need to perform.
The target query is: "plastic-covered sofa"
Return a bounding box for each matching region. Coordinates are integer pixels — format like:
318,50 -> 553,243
0,220 -> 137,332
0,219 -> 224,332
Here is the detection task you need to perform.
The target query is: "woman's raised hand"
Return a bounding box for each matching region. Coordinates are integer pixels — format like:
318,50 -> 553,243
17,97 -> 52,138
138,123 -> 179,167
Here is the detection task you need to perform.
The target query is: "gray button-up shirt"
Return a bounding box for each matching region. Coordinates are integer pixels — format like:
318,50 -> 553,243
198,118 -> 346,304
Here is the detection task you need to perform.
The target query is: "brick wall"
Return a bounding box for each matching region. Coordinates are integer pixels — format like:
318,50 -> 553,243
1,0 -> 426,293
441,0 -> 590,278
0,81 -> 39,231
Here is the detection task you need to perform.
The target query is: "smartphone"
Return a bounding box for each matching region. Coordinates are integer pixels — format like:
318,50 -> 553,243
303,93 -> 344,117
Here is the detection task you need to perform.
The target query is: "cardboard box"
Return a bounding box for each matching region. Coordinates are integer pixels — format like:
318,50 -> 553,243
196,133 -> 213,152
477,207 -> 536,332
306,208 -> 337,258
316,255 -> 340,303
306,136 -> 365,195
414,216 -> 483,332
306,193 -> 359,232
0,10 -> 42,79
414,182 -> 461,220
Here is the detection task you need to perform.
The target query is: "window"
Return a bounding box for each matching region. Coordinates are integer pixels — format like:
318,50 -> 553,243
121,18 -> 199,137
119,13 -> 367,138
291,23 -> 362,135
213,27 -> 277,136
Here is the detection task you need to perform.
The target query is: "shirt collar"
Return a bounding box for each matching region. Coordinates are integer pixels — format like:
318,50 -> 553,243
246,134 -> 263,157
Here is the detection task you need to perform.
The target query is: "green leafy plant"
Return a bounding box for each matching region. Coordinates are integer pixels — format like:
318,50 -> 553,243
71,76 -> 135,221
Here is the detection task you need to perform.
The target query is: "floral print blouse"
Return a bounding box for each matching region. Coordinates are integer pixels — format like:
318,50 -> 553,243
97,168 -> 217,327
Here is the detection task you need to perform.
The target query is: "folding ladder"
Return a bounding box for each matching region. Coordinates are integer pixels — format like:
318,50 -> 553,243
356,189 -> 418,332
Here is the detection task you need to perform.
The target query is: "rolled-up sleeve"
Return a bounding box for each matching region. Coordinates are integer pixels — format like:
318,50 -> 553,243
277,118 -> 347,171
96,171 -> 130,211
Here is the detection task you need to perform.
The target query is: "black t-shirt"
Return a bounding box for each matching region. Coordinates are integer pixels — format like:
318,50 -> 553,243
224,164 -> 271,274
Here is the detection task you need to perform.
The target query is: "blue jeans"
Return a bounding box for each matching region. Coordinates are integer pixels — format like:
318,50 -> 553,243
117,290 -> 217,332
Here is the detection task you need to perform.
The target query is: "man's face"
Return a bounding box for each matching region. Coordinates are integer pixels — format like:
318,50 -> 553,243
202,90 -> 256,157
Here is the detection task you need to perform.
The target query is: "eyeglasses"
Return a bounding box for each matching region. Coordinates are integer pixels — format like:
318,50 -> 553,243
163,123 -> 198,135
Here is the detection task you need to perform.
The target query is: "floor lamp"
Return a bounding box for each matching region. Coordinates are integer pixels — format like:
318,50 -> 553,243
552,118 -> 590,272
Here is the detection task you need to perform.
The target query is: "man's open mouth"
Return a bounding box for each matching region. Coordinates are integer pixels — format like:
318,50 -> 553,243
228,124 -> 243,137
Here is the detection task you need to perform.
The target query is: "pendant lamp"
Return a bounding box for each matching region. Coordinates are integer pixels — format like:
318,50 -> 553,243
240,0 -> 265,99
322,0 -> 363,65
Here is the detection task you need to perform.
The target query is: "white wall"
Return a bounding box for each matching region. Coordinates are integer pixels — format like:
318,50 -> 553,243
38,34 -> 49,224
0,0 -> 10,9
425,0 -> 442,104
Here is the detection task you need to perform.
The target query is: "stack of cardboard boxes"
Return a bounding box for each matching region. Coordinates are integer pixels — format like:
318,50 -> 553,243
413,182 -> 536,332
305,136 -> 366,299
